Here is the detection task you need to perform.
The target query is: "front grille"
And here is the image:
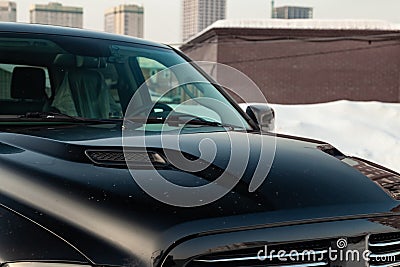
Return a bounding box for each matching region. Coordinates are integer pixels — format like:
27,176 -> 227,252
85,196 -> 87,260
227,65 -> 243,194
368,232 -> 400,267
188,240 -> 330,267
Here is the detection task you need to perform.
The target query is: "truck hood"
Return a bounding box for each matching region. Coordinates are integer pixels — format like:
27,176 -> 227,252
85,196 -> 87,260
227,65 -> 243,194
0,123 -> 398,266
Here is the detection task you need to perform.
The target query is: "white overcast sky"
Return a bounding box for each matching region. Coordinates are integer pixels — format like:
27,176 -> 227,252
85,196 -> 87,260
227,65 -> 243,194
13,0 -> 400,44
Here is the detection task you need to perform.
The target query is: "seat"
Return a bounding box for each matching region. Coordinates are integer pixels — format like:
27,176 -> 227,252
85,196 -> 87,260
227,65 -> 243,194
52,68 -> 110,119
3,67 -> 48,115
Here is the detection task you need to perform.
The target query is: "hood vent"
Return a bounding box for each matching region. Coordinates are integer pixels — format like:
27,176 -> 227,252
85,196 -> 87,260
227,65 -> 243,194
188,239 -> 330,267
317,144 -> 345,160
85,149 -> 167,167
368,232 -> 400,267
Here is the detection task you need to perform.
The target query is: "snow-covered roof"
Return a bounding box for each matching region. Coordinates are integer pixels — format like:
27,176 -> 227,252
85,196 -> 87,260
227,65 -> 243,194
185,19 -> 400,43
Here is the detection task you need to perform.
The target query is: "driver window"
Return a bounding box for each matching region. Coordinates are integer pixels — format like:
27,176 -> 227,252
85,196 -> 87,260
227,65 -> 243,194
136,57 -> 220,122
137,57 -> 176,103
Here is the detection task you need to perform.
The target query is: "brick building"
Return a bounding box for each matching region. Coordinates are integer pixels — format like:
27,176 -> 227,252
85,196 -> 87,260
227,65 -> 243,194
180,19 -> 400,104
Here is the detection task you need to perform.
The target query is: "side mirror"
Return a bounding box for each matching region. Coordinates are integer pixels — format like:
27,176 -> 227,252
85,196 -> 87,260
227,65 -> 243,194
246,104 -> 275,132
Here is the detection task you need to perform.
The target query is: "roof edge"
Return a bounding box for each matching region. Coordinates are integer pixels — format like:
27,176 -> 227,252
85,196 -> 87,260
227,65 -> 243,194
182,19 -> 400,46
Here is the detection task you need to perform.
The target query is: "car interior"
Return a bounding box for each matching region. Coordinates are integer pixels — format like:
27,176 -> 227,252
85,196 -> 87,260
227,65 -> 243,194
7,66 -> 48,115
0,38 -> 196,120
0,35 -> 246,129
0,47 -> 127,119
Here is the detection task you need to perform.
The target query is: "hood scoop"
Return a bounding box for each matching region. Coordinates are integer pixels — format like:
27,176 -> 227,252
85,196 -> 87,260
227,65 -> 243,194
85,149 -> 167,168
317,144 -> 345,159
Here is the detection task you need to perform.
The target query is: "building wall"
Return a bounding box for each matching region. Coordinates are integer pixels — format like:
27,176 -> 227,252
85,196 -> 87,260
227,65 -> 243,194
182,0 -> 199,42
0,1 -> 16,22
104,9 -> 113,33
182,0 -> 226,41
183,36 -> 218,62
274,6 -> 313,19
30,2 -> 83,28
182,29 -> 400,104
104,4 -> 144,38
197,0 -> 226,32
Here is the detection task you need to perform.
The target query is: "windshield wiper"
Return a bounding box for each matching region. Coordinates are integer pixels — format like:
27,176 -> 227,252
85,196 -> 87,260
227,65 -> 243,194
129,115 -> 245,130
18,112 -> 120,123
19,111 -> 86,121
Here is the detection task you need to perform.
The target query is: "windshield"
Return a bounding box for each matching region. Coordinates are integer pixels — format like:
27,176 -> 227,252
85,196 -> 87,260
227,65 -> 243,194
0,33 -> 252,131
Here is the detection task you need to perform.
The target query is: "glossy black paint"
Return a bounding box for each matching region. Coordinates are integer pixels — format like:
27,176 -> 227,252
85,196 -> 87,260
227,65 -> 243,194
0,23 -> 399,267
0,22 -> 169,49
0,122 -> 399,267
0,205 -> 87,263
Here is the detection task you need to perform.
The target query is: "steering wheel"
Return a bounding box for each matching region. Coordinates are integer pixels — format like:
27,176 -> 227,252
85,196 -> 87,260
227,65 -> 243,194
128,102 -> 173,118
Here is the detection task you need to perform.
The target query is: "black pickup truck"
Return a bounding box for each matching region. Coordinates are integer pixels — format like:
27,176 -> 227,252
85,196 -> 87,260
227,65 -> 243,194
0,22 -> 399,267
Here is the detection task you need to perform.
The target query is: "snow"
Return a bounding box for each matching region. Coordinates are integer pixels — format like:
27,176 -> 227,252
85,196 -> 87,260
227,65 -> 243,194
185,19 -> 400,43
209,19 -> 400,31
241,101 -> 400,173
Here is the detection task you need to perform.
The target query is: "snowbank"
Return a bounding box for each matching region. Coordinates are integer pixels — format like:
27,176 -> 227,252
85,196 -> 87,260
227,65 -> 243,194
243,101 -> 400,173
185,19 -> 400,43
